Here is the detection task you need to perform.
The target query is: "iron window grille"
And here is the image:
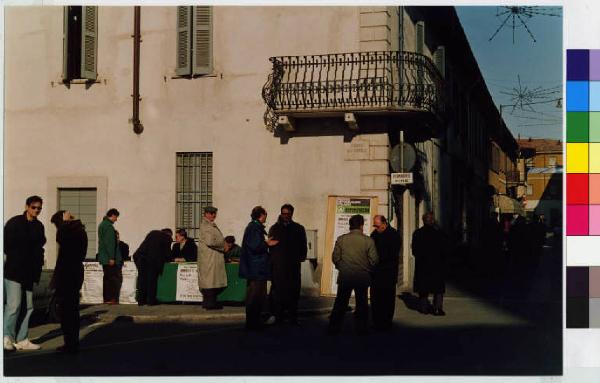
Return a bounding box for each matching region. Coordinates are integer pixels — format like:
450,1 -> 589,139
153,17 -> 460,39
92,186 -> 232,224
176,152 -> 213,240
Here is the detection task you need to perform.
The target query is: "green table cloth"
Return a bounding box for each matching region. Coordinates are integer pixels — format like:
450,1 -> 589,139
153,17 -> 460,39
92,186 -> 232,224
156,262 -> 246,303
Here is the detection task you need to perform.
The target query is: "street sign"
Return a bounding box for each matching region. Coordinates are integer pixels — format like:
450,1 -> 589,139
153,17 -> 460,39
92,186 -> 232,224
390,143 -> 417,172
391,172 -> 413,185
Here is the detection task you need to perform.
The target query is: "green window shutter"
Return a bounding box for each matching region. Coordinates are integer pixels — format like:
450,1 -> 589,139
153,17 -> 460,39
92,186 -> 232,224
416,21 -> 425,55
192,6 -> 212,75
62,7 -> 69,80
80,6 -> 97,80
434,46 -> 445,78
176,6 -> 192,76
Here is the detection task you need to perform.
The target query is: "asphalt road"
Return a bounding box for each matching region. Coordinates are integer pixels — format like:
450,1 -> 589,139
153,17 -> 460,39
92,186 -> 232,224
4,241 -> 562,376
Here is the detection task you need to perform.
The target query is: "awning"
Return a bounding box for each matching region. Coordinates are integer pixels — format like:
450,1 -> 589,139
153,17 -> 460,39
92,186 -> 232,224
493,194 -> 525,216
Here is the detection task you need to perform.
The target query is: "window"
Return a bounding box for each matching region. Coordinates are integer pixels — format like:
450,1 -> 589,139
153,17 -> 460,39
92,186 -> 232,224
58,188 -> 97,259
527,184 -> 533,196
176,6 -> 213,76
63,6 -> 97,81
176,153 -> 213,239
548,156 -> 557,167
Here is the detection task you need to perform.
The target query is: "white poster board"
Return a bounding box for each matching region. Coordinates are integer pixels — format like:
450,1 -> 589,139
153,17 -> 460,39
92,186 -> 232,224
81,261 -> 138,304
119,261 -> 138,304
320,196 -> 378,296
81,262 -> 104,304
175,263 -> 203,302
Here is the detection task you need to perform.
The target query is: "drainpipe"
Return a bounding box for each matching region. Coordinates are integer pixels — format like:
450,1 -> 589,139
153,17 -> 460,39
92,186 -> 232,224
132,6 -> 143,134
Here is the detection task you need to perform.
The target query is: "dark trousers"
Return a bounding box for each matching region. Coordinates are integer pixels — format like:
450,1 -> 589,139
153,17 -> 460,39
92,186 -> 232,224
57,290 -> 80,350
103,265 -> 122,303
370,285 -> 396,329
245,279 -> 267,329
328,282 -> 369,334
201,288 -> 225,308
418,292 -> 444,311
271,271 -> 301,322
137,261 -> 160,305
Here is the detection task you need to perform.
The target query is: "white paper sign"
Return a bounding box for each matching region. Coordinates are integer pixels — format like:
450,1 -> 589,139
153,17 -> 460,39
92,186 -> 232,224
119,261 -> 138,304
81,262 -> 104,304
331,197 -> 372,294
391,172 -> 413,185
175,264 -> 203,302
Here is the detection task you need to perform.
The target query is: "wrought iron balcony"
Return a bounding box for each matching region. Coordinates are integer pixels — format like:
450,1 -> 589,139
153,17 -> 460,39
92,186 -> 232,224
261,51 -> 444,132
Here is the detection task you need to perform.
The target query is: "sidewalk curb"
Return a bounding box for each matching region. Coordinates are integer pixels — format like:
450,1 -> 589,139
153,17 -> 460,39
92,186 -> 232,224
94,307 -> 332,324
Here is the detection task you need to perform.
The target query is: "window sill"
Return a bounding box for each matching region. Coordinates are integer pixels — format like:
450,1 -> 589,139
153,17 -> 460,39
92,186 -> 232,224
52,78 -> 104,88
170,73 -> 219,80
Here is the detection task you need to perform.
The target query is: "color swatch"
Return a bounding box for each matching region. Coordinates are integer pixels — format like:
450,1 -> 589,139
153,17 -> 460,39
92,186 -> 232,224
567,266 -> 600,328
567,50 -> 600,236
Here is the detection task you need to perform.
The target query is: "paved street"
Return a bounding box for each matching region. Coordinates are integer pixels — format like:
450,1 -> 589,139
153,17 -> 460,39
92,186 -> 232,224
4,240 -> 562,376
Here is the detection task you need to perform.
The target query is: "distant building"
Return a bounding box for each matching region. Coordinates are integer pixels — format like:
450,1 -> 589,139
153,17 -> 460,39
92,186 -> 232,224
517,138 -> 563,228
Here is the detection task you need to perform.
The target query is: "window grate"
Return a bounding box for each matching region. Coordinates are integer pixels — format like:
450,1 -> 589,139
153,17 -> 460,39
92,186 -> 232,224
176,152 -> 212,240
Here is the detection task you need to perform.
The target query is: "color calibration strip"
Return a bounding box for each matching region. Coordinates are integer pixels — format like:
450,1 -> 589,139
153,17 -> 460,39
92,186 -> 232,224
566,49 -> 600,237
567,266 -> 600,328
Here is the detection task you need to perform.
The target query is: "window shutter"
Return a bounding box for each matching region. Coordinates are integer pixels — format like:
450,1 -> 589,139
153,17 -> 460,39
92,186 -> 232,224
176,6 -> 192,76
80,6 -> 97,80
434,46 -> 445,78
192,6 -> 212,75
62,7 -> 69,80
416,21 -> 425,54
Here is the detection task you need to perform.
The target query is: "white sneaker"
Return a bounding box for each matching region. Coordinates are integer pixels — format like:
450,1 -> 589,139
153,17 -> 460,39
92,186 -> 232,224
264,315 -> 276,325
13,339 -> 41,351
3,336 -> 15,351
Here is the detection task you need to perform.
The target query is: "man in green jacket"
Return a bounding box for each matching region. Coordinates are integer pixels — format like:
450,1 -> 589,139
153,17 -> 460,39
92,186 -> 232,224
97,208 -> 122,304
328,214 -> 379,335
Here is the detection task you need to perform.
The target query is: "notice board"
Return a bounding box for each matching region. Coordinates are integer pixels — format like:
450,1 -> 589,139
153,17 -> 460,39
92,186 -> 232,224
320,195 -> 379,296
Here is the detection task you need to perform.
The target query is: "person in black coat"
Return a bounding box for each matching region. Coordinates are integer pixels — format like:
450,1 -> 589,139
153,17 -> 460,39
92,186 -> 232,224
411,212 -> 447,316
133,229 -> 173,306
3,195 -> 46,351
267,204 -> 307,325
370,215 -> 400,330
115,230 -> 130,262
239,206 -> 278,330
170,228 -> 198,262
50,210 -> 88,354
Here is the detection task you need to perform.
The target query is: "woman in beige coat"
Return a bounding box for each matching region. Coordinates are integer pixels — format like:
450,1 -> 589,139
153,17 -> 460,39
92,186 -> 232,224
197,206 -> 227,310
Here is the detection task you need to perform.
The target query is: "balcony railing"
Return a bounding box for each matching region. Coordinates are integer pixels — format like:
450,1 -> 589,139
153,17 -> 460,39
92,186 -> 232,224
261,51 -> 444,131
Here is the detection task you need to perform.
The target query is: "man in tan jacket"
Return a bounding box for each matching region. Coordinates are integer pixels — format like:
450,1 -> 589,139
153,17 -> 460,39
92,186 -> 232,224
198,206 -> 227,310
328,214 -> 379,335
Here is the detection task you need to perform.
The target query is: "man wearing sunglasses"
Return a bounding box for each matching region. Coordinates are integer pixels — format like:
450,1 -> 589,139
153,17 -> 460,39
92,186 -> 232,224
3,195 -> 46,351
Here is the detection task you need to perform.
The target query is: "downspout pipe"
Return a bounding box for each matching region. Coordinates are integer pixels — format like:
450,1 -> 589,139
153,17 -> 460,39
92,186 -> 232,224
132,6 -> 143,134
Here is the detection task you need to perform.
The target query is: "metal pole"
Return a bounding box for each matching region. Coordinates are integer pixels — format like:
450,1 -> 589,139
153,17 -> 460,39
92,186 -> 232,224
132,6 -> 143,134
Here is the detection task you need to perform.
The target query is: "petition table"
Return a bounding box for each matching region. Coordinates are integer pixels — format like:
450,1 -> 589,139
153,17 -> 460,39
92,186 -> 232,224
156,262 -> 246,303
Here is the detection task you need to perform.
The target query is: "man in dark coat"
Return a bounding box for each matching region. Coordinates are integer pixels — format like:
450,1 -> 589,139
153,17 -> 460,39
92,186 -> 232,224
133,228 -> 173,306
328,215 -> 379,335
3,196 -> 46,351
239,206 -> 278,330
370,215 -> 400,330
50,210 -> 88,354
116,230 -> 130,262
268,204 -> 307,325
411,211 -> 447,316
170,228 -> 198,262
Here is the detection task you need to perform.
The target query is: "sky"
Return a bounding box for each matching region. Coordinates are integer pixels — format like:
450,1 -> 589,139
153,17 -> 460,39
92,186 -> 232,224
456,6 -> 563,140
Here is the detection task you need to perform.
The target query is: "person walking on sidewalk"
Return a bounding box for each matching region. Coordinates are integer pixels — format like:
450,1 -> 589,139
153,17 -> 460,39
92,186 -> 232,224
268,203 -> 307,325
97,208 -> 122,304
411,212 -> 447,316
370,215 -> 400,331
50,210 -> 88,353
198,206 -> 227,310
3,195 -> 46,351
328,215 -> 379,335
240,206 -> 278,330
133,228 -> 173,306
